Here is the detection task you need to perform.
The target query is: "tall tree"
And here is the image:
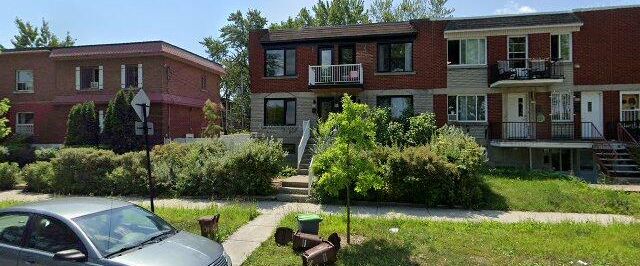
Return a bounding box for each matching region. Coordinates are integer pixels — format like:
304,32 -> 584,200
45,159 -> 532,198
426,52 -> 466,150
0,99 -> 11,139
65,102 -> 100,146
369,0 -> 454,22
11,18 -> 75,48
270,0 -> 370,30
201,10 -> 267,133
202,99 -> 224,138
103,90 -> 141,153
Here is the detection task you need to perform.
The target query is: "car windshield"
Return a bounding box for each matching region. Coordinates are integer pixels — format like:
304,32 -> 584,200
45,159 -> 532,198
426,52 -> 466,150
73,205 -> 175,257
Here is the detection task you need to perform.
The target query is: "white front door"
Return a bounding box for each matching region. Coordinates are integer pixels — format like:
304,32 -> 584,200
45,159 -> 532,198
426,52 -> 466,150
506,93 -> 530,139
581,91 -> 603,139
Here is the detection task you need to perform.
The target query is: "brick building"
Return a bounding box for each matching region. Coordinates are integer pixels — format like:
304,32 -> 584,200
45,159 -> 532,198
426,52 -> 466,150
249,5 -> 640,183
0,41 -> 224,145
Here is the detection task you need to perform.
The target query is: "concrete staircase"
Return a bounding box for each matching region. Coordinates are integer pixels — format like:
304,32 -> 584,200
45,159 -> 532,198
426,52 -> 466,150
594,142 -> 640,184
276,139 -> 315,202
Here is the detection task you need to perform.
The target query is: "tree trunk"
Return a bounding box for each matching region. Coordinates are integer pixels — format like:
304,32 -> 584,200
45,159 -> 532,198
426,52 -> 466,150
346,182 -> 351,244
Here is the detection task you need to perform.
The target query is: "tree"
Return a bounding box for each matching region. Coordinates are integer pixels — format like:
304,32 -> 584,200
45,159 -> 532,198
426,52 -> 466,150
202,99 -> 224,138
270,0 -> 370,30
103,90 -> 141,153
311,95 -> 382,244
0,99 -> 11,139
369,0 -> 454,22
11,18 -> 75,48
201,10 -> 267,133
65,102 -> 99,146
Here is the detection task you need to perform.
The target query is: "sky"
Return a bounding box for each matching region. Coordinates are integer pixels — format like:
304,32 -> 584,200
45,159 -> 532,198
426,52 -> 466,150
0,0 -> 638,59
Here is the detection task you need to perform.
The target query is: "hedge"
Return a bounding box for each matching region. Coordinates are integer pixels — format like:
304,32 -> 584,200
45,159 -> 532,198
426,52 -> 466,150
0,162 -> 20,190
22,161 -> 54,193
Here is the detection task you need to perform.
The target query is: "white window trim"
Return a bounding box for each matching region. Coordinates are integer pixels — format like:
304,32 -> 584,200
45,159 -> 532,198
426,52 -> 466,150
15,70 -> 35,93
620,91 -> 640,121
447,38 -> 487,66
550,91 -> 574,122
16,112 -> 35,126
507,35 -> 528,66
447,94 -> 488,123
551,33 -> 573,62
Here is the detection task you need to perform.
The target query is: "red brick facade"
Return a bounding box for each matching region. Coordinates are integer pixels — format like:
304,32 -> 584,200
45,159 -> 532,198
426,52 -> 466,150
0,42 -> 223,144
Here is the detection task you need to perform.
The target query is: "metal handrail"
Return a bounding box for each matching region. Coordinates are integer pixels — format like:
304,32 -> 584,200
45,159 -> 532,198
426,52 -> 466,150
308,63 -> 363,85
586,121 -> 620,178
617,122 -> 639,146
297,120 -> 311,169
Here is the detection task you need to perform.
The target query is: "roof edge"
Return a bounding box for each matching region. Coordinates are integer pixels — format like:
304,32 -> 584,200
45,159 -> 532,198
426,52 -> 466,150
444,22 -> 584,34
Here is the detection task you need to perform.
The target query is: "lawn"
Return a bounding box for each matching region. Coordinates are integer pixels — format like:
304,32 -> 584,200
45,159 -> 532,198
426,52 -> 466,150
479,169 -> 640,216
0,200 -> 259,242
244,213 -> 640,265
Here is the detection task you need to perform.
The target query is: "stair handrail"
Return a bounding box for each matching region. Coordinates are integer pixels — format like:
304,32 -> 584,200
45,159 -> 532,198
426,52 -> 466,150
588,122 -> 619,177
617,122 -> 639,146
297,120 -> 311,169
308,157 -> 315,196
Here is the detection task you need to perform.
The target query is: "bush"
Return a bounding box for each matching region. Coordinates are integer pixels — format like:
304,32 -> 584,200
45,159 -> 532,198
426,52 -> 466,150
174,140 -> 227,197
22,161 -> 54,193
65,102 -> 100,146
108,151 -> 149,196
34,147 -> 59,161
3,135 -> 35,166
430,125 -> 486,173
279,166 -> 297,177
0,162 -> 20,190
103,90 -> 141,153
406,113 -> 436,146
50,148 -> 117,195
0,146 -> 8,161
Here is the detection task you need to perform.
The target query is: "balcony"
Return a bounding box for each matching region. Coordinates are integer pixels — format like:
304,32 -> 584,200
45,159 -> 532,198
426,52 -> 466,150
308,64 -> 363,87
15,124 -> 34,136
489,122 -> 604,142
490,59 -> 564,88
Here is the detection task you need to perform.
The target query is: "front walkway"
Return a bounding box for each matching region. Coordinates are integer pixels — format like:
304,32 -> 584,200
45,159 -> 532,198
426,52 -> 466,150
589,184 -> 640,192
1,190 -> 637,265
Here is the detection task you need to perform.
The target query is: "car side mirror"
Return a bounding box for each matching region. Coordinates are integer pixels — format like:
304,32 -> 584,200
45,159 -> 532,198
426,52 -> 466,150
53,249 -> 87,262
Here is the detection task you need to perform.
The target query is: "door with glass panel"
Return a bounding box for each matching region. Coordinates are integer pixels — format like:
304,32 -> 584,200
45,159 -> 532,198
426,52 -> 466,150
508,36 -> 528,78
581,91 -> 603,139
318,47 -> 333,83
506,93 -> 531,139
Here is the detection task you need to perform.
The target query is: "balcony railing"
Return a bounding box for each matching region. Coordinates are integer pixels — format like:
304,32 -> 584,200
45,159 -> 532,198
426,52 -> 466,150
15,124 -> 34,136
308,64 -> 363,86
489,122 -> 604,141
492,58 -> 564,83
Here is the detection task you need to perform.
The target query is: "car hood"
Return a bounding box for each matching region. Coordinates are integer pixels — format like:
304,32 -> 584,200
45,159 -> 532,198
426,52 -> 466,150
108,231 -> 225,266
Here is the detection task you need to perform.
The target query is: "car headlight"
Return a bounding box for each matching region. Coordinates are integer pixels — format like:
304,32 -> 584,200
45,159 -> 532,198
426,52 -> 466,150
223,250 -> 232,266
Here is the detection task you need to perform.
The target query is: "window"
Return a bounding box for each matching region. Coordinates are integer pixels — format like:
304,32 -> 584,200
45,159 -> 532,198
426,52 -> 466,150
447,39 -> 486,65
17,112 -> 34,126
318,47 -> 333,66
28,216 -> 83,253
98,110 -> 105,133
621,92 -> 640,121
339,45 -> 355,64
0,213 -> 29,246
377,42 -> 413,72
265,48 -> 296,77
377,96 -> 413,119
551,92 -> 573,121
81,66 -> 101,89
124,65 -> 139,88
264,98 -> 296,126
447,95 -> 487,122
201,75 -> 207,90
16,70 -> 34,92
551,34 -> 572,61
508,37 -> 527,68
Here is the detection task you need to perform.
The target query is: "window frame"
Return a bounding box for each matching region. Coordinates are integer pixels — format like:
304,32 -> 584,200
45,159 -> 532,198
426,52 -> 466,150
80,66 -> 101,90
263,98 -> 296,126
551,33 -> 572,62
264,48 -> 297,77
15,70 -> 34,93
376,95 -> 414,119
507,36 -> 528,68
24,214 -> 86,255
377,41 -> 414,73
447,94 -> 488,122
551,91 -> 574,122
447,38 -> 487,66
0,212 -> 31,247
338,45 -> 356,65
124,64 -> 139,89
16,112 -> 35,126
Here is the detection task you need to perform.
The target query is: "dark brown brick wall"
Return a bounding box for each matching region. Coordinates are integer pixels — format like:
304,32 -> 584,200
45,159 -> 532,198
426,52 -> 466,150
603,90 -> 620,139
486,35 -> 507,86
528,33 -> 551,59
487,93 -> 502,138
433,94 -> 448,126
535,92 -> 551,139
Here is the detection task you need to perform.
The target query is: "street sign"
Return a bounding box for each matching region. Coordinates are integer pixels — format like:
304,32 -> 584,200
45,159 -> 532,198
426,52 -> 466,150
131,89 -> 150,121
135,122 -> 154,135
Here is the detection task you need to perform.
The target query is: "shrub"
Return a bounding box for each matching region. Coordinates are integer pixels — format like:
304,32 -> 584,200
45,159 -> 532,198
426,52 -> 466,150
430,125 -> 486,173
65,102 -> 100,146
151,142 -> 190,195
22,161 -> 54,193
3,135 -> 35,166
50,148 -> 117,195
279,166 -> 297,177
103,90 -> 141,153
0,162 -> 20,190
34,147 -> 59,161
108,151 -> 150,196
406,113 -> 436,146
0,146 -> 8,161
173,140 -> 227,197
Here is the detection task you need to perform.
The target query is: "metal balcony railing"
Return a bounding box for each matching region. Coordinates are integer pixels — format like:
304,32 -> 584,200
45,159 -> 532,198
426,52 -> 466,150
15,124 -> 34,136
489,122 -> 604,141
308,64 -> 363,86
492,58 -> 564,83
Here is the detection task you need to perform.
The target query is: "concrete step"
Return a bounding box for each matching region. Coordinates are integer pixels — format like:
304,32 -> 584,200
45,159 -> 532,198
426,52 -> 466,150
600,158 -> 635,161
279,186 -> 309,195
297,169 -> 309,175
276,193 -> 310,203
612,177 -> 640,184
611,170 -> 640,174
282,175 -> 309,188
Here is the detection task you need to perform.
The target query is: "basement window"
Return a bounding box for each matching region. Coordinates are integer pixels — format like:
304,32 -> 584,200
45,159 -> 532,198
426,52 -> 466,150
447,95 -> 487,122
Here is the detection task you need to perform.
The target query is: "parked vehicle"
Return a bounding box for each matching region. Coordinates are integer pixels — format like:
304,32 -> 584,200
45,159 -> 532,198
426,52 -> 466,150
0,198 -> 231,266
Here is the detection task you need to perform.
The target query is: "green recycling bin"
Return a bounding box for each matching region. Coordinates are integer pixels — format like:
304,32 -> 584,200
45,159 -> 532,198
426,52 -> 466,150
297,214 -> 323,235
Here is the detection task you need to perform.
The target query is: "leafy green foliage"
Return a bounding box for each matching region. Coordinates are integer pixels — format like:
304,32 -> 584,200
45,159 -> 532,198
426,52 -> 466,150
50,148 -> 117,195
430,125 -> 486,173
2,135 -> 35,166
0,162 -> 20,190
34,147 -> 59,162
22,161 -> 54,193
0,146 -> 9,162
406,112 -> 436,146
65,102 -> 100,146
202,99 -> 224,138
11,18 -> 75,48
0,98 -> 11,140
103,90 -> 141,153
369,0 -> 454,22
107,151 -> 149,196
271,0 -> 370,29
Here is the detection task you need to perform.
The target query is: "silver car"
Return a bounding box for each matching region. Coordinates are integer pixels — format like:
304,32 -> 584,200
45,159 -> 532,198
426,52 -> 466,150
0,198 -> 231,266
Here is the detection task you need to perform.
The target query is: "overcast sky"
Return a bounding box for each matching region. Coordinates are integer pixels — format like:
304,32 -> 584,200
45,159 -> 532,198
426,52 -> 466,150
0,0 -> 638,57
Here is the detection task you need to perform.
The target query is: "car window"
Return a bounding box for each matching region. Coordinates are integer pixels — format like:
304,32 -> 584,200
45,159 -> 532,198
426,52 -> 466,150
0,213 -> 29,246
28,216 -> 83,253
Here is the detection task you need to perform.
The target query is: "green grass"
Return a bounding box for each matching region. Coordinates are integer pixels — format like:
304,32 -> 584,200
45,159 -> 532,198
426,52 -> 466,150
480,169 -> 640,216
244,213 -> 640,266
0,200 -> 259,242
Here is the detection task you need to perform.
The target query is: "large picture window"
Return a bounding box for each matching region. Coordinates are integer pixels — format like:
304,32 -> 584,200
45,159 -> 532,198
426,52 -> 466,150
377,42 -> 413,72
264,98 -> 296,126
377,96 -> 413,119
447,95 -> 487,122
551,34 -> 572,61
551,92 -> 573,121
447,39 -> 486,65
265,48 -> 296,77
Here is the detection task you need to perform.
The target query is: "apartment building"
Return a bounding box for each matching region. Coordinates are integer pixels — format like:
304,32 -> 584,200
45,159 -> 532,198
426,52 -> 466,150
0,41 -> 224,145
249,5 -> 640,182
